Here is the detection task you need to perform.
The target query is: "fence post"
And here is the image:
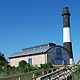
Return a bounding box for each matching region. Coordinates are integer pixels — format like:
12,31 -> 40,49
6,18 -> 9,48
57,72 -> 59,80
47,71 -> 48,74
69,71 -> 70,79
69,71 -> 70,77
62,69 -> 65,80
66,71 -> 67,80
33,73 -> 35,80
51,70 -> 53,73
19,77 -> 21,80
42,71 -> 44,75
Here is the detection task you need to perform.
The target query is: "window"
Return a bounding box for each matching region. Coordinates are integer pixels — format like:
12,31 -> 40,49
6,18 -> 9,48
64,60 -> 67,65
51,59 -> 54,64
56,48 -> 62,58
56,48 -> 62,65
28,58 -> 32,66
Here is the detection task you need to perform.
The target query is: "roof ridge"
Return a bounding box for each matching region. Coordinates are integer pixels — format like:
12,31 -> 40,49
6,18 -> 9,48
22,43 -> 55,51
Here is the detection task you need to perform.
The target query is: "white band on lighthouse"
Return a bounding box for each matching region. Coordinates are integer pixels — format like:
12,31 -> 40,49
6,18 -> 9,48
63,27 -> 71,43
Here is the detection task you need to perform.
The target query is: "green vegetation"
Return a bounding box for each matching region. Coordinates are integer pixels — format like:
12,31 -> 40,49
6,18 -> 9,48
0,51 -> 8,66
72,65 -> 80,80
0,52 -> 53,78
17,60 -> 37,73
40,62 -> 53,69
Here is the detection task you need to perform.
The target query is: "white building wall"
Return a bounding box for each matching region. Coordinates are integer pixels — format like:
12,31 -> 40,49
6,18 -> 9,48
10,53 -> 46,67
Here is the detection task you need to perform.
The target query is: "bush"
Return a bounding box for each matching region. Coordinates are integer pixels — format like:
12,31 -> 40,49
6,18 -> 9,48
17,60 -> 37,73
0,60 -> 54,78
40,62 -> 53,69
19,60 -> 30,68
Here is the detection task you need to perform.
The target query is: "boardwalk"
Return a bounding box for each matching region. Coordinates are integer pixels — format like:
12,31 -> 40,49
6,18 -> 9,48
0,65 -> 79,80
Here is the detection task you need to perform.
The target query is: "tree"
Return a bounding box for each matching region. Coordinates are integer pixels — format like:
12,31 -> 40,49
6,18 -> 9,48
4,63 -> 11,74
18,60 -> 30,72
0,51 -> 7,67
19,60 -> 30,68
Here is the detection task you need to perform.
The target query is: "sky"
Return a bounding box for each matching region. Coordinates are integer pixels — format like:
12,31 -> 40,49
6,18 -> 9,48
0,0 -> 80,63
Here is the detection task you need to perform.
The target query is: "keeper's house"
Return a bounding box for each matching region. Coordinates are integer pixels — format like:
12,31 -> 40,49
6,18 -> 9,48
9,43 -> 70,67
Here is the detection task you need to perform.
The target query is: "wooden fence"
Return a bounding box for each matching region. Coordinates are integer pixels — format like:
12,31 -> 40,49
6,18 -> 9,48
0,66 -> 60,80
0,65 -> 79,80
37,64 -> 79,80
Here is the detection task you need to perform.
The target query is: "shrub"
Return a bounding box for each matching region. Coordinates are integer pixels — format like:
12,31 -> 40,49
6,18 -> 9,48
40,62 -> 53,69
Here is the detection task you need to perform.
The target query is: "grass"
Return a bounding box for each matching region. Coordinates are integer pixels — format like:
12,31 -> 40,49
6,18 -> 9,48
0,71 -> 33,80
72,73 -> 80,80
72,65 -> 80,80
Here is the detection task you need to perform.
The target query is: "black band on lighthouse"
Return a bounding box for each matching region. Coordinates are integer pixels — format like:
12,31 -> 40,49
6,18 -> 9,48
63,15 -> 70,27
62,7 -> 70,28
63,42 -> 73,58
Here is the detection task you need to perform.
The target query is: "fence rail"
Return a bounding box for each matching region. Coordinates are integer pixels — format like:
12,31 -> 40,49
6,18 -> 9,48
37,64 -> 79,80
0,66 -> 61,80
0,65 -> 79,80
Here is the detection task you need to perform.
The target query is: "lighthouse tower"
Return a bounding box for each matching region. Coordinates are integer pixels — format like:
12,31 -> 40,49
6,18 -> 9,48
62,7 -> 73,65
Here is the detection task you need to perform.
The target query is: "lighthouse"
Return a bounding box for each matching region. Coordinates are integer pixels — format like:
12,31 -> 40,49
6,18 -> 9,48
62,7 -> 73,65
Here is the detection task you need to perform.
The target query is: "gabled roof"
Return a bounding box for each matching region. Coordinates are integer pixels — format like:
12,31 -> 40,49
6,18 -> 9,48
9,43 -> 56,59
22,43 -> 56,51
